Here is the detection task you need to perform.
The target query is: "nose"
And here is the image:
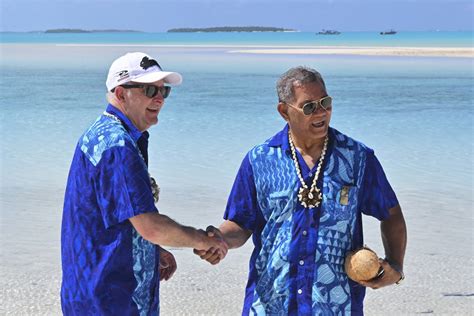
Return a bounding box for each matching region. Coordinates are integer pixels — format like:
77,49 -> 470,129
311,107 -> 327,116
152,93 -> 164,103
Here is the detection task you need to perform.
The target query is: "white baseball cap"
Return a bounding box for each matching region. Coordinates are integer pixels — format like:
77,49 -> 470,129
106,52 -> 183,91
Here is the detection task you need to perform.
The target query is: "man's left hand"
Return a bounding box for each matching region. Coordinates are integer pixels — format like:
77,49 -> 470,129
357,259 -> 403,289
159,248 -> 177,281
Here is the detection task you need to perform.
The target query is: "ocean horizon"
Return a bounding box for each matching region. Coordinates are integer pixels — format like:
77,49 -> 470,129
1,31 -> 473,47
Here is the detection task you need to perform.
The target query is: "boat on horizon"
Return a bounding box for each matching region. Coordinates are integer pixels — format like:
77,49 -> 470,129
317,29 -> 341,35
380,30 -> 397,35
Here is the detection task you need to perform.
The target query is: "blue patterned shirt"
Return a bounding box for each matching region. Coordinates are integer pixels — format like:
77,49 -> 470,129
224,125 -> 398,316
61,104 -> 160,316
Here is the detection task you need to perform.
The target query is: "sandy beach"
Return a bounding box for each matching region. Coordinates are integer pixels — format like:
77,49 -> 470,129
2,207 -> 473,315
1,162 -> 473,315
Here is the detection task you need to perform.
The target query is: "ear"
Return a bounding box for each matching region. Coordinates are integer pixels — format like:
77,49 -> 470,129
114,86 -> 126,102
277,102 -> 289,122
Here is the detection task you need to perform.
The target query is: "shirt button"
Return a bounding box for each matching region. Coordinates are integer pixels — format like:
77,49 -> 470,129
302,230 -> 307,236
298,289 -> 303,294
299,260 -> 304,266
308,172 -> 313,177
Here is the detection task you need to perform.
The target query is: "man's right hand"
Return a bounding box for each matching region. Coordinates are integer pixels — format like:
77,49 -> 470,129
194,226 -> 228,265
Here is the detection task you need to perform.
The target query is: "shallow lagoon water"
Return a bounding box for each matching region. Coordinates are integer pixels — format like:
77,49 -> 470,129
0,40 -> 473,314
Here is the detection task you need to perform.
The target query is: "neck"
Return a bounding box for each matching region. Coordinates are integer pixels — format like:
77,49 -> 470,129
108,101 -> 146,133
289,131 -> 326,158
109,99 -> 126,115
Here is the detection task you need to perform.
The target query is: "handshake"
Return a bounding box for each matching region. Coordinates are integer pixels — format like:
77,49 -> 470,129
194,226 -> 228,265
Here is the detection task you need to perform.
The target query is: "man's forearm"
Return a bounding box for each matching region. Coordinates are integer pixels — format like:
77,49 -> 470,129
219,220 -> 252,249
130,213 -> 207,249
381,204 -> 407,270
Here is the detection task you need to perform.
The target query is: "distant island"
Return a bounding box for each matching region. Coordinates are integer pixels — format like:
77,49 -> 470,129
44,29 -> 143,33
167,26 -> 296,33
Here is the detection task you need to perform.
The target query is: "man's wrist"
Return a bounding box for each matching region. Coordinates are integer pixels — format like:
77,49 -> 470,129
385,258 -> 404,284
195,229 -> 208,250
395,269 -> 405,284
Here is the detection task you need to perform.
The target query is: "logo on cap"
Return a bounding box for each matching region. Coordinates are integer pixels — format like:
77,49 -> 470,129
115,70 -> 130,82
140,57 -> 161,70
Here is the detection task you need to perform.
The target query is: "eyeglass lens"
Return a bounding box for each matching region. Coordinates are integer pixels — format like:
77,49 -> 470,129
302,97 -> 332,115
144,86 -> 171,99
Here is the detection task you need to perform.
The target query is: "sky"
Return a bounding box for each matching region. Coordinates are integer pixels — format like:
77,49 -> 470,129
1,0 -> 473,32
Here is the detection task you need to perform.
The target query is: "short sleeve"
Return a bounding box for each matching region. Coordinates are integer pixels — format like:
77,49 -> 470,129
95,144 -> 158,228
359,150 -> 399,221
224,153 -> 261,231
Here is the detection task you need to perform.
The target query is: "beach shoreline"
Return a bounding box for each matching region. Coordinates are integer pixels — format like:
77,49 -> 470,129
56,44 -> 474,58
52,44 -> 474,57
1,43 -> 472,58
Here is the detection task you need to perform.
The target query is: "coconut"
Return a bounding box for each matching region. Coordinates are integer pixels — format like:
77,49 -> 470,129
344,247 -> 381,282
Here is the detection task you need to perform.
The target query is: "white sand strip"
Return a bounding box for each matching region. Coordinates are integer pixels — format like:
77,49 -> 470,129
229,47 -> 474,58
53,44 -> 473,57
55,44 -> 333,48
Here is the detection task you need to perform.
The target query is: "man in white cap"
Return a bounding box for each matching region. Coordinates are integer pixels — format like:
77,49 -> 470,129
61,52 -> 228,315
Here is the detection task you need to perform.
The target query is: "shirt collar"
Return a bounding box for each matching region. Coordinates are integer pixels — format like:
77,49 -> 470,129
268,124 -> 291,152
105,104 -> 144,142
268,124 -> 335,154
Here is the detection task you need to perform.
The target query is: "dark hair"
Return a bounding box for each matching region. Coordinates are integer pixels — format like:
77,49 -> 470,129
276,66 -> 326,103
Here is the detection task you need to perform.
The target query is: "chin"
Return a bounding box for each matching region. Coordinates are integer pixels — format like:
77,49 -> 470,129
148,118 -> 159,127
311,126 -> 329,138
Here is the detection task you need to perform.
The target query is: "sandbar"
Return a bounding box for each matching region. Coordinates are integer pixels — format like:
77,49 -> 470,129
229,46 -> 474,58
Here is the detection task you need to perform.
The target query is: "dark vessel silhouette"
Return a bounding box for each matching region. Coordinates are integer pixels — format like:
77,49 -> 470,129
380,30 -> 397,35
317,29 -> 341,35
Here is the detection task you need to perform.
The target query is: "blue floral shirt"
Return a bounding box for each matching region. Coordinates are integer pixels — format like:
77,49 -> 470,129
61,104 -> 160,316
224,125 -> 398,316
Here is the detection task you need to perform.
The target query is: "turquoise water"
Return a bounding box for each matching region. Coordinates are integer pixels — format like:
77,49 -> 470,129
1,31 -> 473,47
0,35 -> 473,272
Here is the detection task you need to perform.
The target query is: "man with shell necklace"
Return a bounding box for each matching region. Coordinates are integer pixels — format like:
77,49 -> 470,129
195,66 -> 407,315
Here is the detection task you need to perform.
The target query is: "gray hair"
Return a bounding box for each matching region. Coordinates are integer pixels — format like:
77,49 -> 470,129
276,66 -> 326,104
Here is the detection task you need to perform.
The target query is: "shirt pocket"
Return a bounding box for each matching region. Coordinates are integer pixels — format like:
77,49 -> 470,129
323,182 -> 358,222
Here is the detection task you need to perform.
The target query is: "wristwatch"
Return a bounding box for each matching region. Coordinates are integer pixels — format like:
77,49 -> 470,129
395,269 -> 405,285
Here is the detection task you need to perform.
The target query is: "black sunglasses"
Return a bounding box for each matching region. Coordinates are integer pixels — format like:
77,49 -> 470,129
121,84 -> 171,99
287,96 -> 332,115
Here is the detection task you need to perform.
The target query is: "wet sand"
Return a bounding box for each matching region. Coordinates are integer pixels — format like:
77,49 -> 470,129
2,245 -> 473,315
1,188 -> 473,315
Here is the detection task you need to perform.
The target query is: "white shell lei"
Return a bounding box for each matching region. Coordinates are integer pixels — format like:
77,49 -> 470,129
288,130 -> 328,208
103,112 -> 160,203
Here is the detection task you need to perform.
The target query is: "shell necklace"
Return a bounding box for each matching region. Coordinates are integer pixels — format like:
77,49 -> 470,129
288,130 -> 328,208
103,111 -> 160,203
